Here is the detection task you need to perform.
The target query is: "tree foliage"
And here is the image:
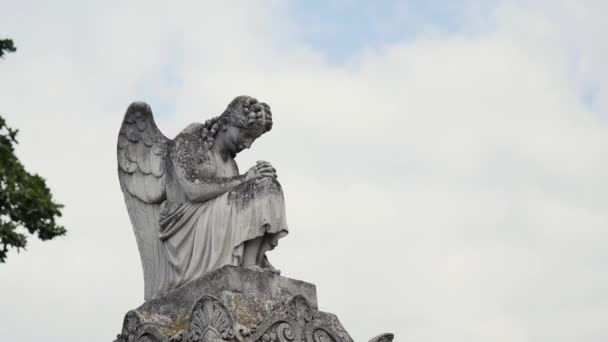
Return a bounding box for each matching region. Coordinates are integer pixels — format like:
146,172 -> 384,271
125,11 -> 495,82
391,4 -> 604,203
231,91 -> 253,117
0,38 -> 65,262
0,117 -> 66,262
0,38 -> 17,58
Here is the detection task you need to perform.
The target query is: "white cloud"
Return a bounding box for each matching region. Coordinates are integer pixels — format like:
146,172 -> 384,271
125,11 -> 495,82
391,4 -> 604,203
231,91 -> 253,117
1,1 -> 607,341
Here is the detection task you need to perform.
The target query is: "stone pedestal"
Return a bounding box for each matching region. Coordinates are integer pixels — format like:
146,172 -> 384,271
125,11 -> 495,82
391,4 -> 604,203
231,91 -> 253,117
115,266 -> 372,342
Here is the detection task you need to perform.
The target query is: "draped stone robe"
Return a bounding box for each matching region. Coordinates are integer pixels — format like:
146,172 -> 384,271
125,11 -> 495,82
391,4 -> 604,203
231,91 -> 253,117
157,126 -> 288,290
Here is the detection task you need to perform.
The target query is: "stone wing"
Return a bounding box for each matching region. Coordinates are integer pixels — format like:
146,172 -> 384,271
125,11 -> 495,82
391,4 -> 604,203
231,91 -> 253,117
117,101 -> 171,300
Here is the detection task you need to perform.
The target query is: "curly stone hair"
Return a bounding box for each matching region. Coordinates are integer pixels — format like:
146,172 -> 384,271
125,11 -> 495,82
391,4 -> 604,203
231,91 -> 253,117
199,96 -> 273,149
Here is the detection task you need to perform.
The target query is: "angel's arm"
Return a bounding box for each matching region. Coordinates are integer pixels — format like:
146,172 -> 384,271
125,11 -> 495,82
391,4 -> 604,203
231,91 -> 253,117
172,137 -> 274,202
177,166 -> 246,203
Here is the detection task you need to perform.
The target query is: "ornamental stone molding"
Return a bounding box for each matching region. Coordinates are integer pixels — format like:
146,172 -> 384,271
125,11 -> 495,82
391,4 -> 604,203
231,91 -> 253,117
114,266 -> 392,342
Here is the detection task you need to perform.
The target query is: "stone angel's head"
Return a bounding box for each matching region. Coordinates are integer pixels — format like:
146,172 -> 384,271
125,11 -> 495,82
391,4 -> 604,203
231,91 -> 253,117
200,95 -> 273,155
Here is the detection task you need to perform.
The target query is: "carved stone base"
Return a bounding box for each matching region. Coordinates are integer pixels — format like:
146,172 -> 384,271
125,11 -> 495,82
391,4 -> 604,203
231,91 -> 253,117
114,266 -> 392,342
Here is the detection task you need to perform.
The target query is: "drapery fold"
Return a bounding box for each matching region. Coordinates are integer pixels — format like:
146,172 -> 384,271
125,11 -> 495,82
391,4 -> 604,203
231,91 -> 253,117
158,177 -> 288,289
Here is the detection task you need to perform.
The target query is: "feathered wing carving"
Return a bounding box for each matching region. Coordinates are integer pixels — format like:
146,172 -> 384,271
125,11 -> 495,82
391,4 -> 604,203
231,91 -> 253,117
117,102 -> 171,300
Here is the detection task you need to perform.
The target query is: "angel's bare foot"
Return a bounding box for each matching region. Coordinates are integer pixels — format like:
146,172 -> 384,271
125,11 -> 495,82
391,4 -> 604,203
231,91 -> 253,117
260,254 -> 281,275
246,265 -> 265,272
263,266 -> 281,275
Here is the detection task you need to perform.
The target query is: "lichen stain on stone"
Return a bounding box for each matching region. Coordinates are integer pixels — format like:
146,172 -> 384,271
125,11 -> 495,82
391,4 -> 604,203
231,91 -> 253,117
162,310 -> 190,337
137,310 -> 172,326
172,129 -> 246,187
227,177 -> 282,212
234,295 -> 256,327
222,291 -> 270,329
135,308 -> 189,337
172,130 -> 214,183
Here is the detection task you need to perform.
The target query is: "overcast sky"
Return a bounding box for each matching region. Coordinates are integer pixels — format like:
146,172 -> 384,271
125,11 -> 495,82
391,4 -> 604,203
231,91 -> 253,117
1,1 -> 607,341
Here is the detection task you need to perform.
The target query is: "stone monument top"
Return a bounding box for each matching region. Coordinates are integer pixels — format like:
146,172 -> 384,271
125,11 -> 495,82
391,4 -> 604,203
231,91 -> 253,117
116,266 -> 352,342
115,96 -> 394,341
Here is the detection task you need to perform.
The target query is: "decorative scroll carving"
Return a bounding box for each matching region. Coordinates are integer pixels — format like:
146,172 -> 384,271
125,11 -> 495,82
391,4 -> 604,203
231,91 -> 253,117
254,322 -> 296,342
303,321 -> 340,342
245,296 -> 343,342
368,333 -> 394,342
115,310 -> 168,342
169,331 -> 185,342
116,295 -> 359,342
237,323 -> 257,338
310,328 -> 336,342
137,325 -> 170,342
286,295 -> 314,322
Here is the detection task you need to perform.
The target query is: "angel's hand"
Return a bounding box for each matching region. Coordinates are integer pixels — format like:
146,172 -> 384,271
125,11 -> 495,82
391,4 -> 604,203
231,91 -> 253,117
245,161 -> 277,181
256,160 -> 277,179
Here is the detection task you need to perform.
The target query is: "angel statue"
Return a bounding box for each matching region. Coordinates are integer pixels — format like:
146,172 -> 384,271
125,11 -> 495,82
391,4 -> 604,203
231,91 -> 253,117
117,96 -> 288,300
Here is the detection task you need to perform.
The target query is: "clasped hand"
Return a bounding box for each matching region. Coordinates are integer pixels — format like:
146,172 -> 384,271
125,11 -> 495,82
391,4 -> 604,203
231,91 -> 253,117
245,160 -> 277,181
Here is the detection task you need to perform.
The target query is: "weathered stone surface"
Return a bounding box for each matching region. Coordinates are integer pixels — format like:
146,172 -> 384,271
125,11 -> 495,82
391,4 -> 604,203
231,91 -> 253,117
136,265 -> 318,335
115,266 -> 359,342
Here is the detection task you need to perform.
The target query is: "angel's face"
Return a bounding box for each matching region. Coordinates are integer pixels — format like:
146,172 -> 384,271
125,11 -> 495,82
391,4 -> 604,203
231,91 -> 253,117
224,124 -> 266,155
